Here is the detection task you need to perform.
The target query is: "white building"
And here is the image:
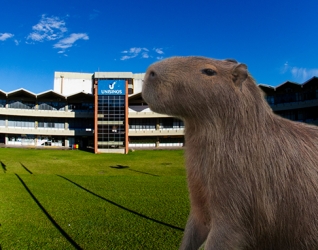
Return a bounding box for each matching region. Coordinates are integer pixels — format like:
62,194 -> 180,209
0,71 -> 184,153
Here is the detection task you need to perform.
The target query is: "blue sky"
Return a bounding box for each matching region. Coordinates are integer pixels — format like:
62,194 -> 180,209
1,0 -> 318,93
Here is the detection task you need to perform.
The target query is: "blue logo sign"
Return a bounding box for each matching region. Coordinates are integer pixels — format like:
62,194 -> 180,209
98,80 -> 126,95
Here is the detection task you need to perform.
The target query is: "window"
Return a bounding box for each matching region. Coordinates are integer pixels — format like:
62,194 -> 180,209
159,118 -> 184,129
38,101 -> 65,111
8,100 -> 35,109
0,115 -> 5,127
0,99 -> 6,108
68,102 -> 93,111
266,96 -> 274,105
69,118 -> 92,130
38,118 -> 65,129
129,118 -> 156,130
7,117 -> 35,128
97,95 -> 125,149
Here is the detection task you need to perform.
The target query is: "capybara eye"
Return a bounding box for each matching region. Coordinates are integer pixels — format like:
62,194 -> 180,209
202,68 -> 216,76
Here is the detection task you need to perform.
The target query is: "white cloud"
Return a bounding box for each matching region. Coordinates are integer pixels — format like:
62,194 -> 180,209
120,47 -> 149,60
291,67 -> 318,82
25,14 -> 89,54
154,48 -> 164,54
14,39 -> 19,45
120,47 -> 164,60
0,33 -> 14,41
27,15 -> 67,42
53,33 -> 89,52
120,55 -> 131,60
142,52 -> 150,59
282,62 -> 318,82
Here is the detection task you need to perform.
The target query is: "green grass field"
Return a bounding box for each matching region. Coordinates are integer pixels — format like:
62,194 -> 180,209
0,148 -> 189,249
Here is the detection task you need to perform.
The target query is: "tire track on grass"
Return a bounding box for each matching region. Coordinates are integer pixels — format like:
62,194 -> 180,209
15,174 -> 83,250
57,175 -> 184,232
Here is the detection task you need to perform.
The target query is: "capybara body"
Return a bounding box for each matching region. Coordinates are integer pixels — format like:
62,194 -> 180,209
142,56 -> 318,249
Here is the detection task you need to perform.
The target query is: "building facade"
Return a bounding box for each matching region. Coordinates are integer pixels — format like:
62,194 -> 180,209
260,77 -> 318,125
0,89 -> 94,148
1,72 -> 315,153
0,71 -> 184,153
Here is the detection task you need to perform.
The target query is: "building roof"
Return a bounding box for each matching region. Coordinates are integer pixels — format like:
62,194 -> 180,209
0,90 -> 6,98
258,76 -> 318,93
128,92 -> 142,100
66,91 -> 94,101
37,90 -> 67,100
94,72 -> 134,79
258,84 -> 275,89
275,81 -> 301,90
302,76 -> 318,86
0,89 -> 94,102
7,88 -> 36,99
54,72 -> 93,79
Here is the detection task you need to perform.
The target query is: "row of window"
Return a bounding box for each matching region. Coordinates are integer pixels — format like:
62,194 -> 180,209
0,119 -> 184,131
129,118 -> 184,130
266,90 -> 318,105
0,116 -> 92,129
98,108 -> 125,113
98,125 -> 125,133
0,117 -> 184,129
276,107 -> 318,122
7,135 -> 65,146
98,115 -> 125,121
0,99 -> 94,111
129,136 -> 184,143
97,134 -> 125,141
98,98 -> 125,106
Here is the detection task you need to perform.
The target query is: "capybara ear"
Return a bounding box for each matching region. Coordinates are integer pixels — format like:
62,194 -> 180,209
232,64 -> 248,88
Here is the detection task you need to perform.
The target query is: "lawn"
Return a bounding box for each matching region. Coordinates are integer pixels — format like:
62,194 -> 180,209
0,148 -> 189,250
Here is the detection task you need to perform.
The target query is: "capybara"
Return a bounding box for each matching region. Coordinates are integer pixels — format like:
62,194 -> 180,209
142,56 -> 318,249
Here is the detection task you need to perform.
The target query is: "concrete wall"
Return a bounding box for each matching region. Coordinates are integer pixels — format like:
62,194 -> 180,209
54,72 -> 145,96
132,74 -> 145,94
54,72 -> 93,95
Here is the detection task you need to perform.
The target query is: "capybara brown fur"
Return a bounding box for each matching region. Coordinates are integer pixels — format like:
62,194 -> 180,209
142,56 -> 318,250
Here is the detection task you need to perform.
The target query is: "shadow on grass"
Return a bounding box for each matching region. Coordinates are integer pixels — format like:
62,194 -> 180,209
1,161 -> 6,173
57,175 -> 184,232
15,174 -> 83,250
20,162 -> 33,174
110,165 -> 159,177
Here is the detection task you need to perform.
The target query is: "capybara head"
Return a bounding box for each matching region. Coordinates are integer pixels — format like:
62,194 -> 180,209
142,56 -> 264,120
